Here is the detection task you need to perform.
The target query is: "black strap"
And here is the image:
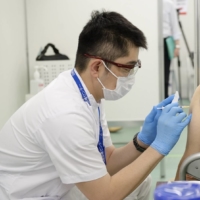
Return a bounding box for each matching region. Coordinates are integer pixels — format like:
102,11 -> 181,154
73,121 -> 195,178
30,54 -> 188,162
40,43 -> 59,55
36,43 -> 69,61
133,133 -> 147,153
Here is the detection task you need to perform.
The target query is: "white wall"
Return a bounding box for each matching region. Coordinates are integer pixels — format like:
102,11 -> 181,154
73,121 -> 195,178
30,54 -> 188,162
0,0 -> 28,128
0,0 -> 194,127
26,0 -> 160,121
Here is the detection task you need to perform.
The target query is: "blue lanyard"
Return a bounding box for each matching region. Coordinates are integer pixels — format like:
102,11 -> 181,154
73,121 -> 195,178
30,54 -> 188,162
71,69 -> 106,165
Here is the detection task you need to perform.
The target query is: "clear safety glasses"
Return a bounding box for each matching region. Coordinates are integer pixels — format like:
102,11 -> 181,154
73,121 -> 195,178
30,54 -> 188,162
84,53 -> 141,76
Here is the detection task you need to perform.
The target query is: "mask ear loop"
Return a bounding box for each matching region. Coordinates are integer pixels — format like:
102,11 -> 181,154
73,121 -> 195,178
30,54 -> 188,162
97,78 -> 105,89
97,61 -> 106,89
101,61 -> 118,79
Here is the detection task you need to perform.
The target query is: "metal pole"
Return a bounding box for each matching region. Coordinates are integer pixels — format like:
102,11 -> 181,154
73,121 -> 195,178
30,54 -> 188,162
177,56 -> 182,103
194,0 -> 200,87
176,11 -> 182,103
158,0 -> 164,102
177,10 -> 194,68
24,0 -> 30,93
158,0 -> 166,179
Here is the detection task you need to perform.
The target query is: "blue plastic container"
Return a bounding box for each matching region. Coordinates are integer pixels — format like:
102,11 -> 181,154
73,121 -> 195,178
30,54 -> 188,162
154,182 -> 200,200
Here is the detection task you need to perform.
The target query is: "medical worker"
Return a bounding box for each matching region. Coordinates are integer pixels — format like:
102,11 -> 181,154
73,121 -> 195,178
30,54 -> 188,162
163,0 -> 181,98
0,11 -> 191,200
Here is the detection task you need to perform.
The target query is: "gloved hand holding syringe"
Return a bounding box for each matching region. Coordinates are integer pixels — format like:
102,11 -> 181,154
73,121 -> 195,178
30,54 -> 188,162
138,90 -> 191,156
157,91 -> 189,110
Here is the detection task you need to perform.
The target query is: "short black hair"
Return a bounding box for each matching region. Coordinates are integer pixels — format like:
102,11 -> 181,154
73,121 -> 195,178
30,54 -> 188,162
75,10 -> 147,73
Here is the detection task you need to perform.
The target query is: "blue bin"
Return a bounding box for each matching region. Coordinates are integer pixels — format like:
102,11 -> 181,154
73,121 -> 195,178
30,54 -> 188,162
154,182 -> 200,200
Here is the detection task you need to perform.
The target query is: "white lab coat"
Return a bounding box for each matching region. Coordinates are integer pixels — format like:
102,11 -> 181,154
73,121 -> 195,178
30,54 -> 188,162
0,69 -> 112,199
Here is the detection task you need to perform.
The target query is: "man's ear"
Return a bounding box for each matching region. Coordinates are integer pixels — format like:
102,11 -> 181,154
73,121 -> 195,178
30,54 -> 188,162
90,60 -> 102,78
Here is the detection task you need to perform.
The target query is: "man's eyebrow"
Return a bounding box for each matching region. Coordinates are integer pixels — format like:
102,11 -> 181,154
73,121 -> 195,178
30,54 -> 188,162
126,60 -> 138,65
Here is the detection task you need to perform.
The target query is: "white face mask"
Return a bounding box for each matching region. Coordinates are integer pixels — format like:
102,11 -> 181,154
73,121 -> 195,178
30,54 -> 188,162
97,61 -> 135,101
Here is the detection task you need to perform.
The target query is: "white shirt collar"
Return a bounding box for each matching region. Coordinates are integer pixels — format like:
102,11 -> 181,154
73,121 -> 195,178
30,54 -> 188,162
73,68 -> 99,109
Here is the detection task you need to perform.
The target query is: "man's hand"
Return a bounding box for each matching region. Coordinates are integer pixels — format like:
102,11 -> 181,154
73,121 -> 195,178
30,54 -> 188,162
137,95 -> 174,146
174,48 -> 180,57
151,103 -> 192,155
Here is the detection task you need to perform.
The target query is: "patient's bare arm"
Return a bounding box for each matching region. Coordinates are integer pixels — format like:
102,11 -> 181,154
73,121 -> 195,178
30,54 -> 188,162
175,85 -> 200,180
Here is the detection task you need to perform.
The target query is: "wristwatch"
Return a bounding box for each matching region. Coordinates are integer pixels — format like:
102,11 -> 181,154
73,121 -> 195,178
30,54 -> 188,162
133,133 -> 147,153
175,45 -> 180,49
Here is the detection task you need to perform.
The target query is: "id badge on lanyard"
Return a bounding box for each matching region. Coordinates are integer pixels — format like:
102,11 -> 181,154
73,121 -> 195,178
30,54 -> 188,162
71,69 -> 106,165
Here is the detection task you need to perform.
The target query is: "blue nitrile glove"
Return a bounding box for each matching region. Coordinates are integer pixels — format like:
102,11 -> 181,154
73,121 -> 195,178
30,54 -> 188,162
151,102 -> 192,155
138,95 -> 174,146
